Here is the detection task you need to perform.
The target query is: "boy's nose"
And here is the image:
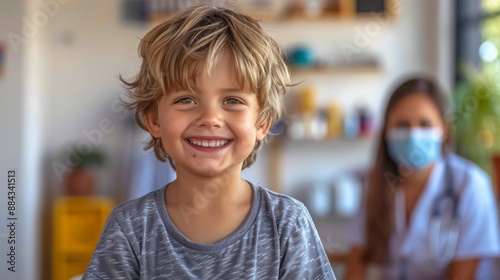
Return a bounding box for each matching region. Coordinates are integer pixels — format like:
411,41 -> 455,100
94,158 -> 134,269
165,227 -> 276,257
195,105 -> 223,128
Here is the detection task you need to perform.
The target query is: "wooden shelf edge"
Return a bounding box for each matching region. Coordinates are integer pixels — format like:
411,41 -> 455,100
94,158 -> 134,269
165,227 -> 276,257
268,136 -> 375,146
248,12 -> 350,23
289,65 -> 382,76
148,10 -> 396,25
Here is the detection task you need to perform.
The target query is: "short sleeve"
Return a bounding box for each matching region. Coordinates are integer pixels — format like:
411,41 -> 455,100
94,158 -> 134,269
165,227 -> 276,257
454,168 -> 500,259
279,205 -> 336,280
82,212 -> 140,280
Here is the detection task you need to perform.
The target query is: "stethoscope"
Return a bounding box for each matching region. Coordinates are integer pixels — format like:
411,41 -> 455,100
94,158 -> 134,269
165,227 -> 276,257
398,158 -> 461,280
429,160 -> 461,267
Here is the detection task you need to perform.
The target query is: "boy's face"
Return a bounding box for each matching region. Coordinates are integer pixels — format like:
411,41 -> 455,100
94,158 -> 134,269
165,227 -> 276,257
146,53 -> 270,178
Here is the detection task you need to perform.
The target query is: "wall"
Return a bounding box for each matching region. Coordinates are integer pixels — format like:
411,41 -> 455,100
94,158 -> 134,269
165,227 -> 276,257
0,2 -> 26,279
0,0 -> 454,278
34,1 -> 150,279
39,0 -> 148,192
0,0 -> 43,279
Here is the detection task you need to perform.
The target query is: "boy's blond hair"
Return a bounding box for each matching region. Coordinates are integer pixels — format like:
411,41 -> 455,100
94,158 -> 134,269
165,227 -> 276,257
121,3 -> 290,169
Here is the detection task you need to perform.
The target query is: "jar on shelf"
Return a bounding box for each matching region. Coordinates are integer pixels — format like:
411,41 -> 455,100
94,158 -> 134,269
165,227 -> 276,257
326,101 -> 343,139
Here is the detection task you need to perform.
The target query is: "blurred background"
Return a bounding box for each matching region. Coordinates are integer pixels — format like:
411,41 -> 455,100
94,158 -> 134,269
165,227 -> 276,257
1,0 -> 500,279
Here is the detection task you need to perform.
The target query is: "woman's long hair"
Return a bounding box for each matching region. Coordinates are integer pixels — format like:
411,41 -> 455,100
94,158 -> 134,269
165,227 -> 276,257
364,77 -> 451,264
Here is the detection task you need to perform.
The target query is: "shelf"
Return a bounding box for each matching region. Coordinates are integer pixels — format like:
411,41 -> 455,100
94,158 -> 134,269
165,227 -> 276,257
149,13 -> 175,25
147,0 -> 399,26
149,12 -> 394,26
267,135 -> 375,191
149,12 -> 356,26
269,136 -> 374,146
289,65 -> 382,76
244,11 -> 349,23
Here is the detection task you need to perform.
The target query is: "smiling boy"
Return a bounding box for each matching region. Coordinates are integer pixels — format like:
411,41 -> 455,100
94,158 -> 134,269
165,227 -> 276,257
83,3 -> 335,279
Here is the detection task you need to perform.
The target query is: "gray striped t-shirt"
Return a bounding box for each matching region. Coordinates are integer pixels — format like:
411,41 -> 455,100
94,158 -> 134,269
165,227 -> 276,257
83,183 -> 336,279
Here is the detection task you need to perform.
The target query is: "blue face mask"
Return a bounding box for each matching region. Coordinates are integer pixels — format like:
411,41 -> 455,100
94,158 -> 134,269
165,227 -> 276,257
386,128 -> 443,170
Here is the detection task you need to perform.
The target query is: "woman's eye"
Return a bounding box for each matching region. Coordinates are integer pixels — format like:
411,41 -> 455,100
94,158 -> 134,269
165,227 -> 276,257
174,97 -> 195,104
395,120 -> 410,128
224,98 -> 244,105
420,119 -> 432,127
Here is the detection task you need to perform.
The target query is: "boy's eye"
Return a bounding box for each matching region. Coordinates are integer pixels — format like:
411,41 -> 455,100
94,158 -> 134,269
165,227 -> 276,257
174,97 -> 195,104
223,97 -> 244,105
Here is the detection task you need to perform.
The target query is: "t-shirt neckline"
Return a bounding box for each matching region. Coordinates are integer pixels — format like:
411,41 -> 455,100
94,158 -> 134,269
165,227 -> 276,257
155,181 -> 261,251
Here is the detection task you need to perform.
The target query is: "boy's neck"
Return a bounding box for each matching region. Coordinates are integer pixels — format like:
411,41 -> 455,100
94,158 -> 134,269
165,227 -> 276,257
164,171 -> 254,244
167,171 -> 251,208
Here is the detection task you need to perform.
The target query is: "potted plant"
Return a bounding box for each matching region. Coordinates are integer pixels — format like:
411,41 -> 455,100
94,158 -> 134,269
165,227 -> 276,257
452,65 -> 500,179
63,149 -> 106,196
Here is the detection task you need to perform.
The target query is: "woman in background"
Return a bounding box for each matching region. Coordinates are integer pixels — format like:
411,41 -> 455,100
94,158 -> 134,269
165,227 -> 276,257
345,77 -> 500,280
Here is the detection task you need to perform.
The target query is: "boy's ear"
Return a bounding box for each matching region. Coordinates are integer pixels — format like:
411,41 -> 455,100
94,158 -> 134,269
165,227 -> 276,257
144,110 -> 161,138
256,119 -> 272,141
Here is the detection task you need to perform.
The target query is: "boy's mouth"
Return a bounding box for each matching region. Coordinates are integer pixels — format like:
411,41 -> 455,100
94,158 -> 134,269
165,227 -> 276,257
186,138 -> 230,148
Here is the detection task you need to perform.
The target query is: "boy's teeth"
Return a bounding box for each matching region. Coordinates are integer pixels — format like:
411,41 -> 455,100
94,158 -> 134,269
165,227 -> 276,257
190,139 -> 227,147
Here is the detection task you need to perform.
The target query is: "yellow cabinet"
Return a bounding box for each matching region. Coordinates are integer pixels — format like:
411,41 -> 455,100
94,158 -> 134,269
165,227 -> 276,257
52,197 -> 113,280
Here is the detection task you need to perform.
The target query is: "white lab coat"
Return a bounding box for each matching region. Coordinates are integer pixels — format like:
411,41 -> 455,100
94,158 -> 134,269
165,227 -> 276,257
348,153 -> 500,280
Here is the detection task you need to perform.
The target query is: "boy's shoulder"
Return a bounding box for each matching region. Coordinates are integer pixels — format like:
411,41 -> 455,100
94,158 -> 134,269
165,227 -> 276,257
256,184 -> 308,221
258,185 -> 303,207
111,187 -> 163,221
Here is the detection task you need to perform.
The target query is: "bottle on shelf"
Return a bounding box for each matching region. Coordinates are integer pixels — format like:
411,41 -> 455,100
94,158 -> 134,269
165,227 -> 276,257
357,106 -> 374,137
299,85 -> 318,139
343,111 -> 360,139
326,101 -> 343,139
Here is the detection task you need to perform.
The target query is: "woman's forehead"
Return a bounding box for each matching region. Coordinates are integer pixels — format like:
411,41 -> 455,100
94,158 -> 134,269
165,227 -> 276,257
389,94 -> 442,118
